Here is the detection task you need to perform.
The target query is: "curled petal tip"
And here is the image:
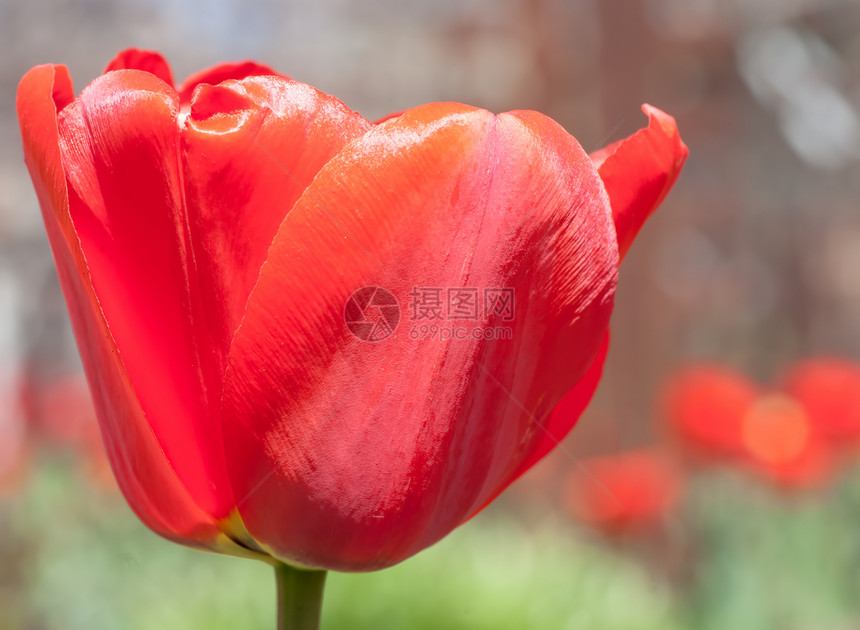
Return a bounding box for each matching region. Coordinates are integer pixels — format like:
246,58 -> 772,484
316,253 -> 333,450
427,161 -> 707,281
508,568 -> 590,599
17,63 -> 74,120
640,103 -> 689,169
593,103 -> 688,260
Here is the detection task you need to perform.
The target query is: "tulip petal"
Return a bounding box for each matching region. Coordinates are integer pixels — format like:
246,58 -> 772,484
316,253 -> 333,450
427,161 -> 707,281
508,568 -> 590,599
466,331 -> 609,516
54,70 -> 236,522
16,65 -> 251,553
104,48 -> 174,87
592,104 -> 688,259
374,110 -> 404,124
181,76 -> 372,376
508,331 -> 610,483
220,103 -> 618,570
178,61 -> 285,103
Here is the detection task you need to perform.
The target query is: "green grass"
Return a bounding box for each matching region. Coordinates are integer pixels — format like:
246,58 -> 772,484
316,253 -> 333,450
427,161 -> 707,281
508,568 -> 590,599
7,461 -> 860,629
5,462 -> 681,630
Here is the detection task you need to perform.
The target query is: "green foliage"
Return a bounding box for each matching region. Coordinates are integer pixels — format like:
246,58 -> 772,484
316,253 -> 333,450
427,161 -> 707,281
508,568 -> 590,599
7,462 -> 678,630
6,462 -> 860,629
681,472 -> 860,630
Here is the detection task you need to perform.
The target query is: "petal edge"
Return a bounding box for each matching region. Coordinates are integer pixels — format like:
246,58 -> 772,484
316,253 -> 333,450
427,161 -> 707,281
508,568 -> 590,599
592,104 -> 688,259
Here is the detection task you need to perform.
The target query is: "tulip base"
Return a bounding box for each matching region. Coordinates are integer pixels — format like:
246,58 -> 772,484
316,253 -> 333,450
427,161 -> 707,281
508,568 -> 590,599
274,562 -> 327,630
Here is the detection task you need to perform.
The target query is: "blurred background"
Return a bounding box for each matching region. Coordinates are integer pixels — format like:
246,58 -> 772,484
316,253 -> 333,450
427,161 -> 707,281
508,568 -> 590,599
2,0 -> 860,628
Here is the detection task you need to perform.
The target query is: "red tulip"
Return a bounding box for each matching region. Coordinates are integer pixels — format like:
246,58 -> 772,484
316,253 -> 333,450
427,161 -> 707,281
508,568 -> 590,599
35,374 -> 116,491
661,364 -> 759,460
662,362 -> 838,489
0,377 -> 29,494
34,374 -> 96,444
740,394 -> 832,488
563,448 -> 683,534
781,358 -> 860,447
17,49 -> 687,571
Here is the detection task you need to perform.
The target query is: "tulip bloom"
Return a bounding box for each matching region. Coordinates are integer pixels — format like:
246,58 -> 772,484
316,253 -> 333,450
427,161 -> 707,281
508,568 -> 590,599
662,362 -> 839,489
661,364 -> 759,460
563,448 -> 683,534
0,378 -> 28,494
36,374 -> 116,491
18,47 -> 686,621
740,393 -> 832,488
782,358 -> 860,447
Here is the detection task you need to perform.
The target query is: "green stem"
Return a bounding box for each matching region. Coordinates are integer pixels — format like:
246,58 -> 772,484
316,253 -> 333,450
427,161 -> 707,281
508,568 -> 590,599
274,562 -> 327,630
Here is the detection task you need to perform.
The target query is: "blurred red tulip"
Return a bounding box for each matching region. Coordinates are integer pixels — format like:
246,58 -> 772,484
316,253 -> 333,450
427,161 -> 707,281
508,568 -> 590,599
564,449 -> 683,534
662,361 -> 842,489
34,373 -> 96,444
18,49 -> 686,570
661,364 -> 759,460
35,374 -> 116,491
781,358 -> 860,447
0,378 -> 28,494
740,394 -> 832,488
